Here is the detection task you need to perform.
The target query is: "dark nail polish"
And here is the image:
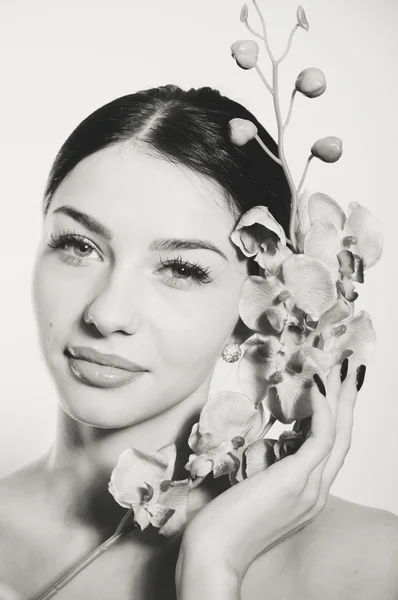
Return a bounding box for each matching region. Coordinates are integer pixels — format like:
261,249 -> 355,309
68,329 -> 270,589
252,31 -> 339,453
356,365 -> 366,391
340,358 -> 349,383
313,373 -> 326,397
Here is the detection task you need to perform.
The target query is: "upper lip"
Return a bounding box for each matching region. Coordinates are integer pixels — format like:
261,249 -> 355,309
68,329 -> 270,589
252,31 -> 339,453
65,346 -> 147,372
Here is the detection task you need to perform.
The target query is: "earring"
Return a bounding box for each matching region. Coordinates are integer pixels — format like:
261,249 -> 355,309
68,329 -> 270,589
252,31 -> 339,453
222,343 -> 242,363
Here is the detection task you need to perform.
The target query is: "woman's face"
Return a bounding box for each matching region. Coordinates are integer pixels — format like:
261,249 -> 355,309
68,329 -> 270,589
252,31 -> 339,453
32,142 -> 250,428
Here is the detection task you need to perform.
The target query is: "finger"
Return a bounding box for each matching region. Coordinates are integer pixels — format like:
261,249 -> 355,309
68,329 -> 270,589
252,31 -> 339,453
325,362 -> 342,423
320,370 -> 358,491
303,363 -> 343,488
294,379 -> 334,474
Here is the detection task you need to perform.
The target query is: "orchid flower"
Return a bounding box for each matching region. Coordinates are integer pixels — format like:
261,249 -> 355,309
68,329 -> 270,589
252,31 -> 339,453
238,252 -> 337,334
302,195 -> 383,301
237,331 -> 329,423
310,299 -> 376,369
243,428 -> 305,478
109,443 -> 190,537
230,205 -> 292,275
185,391 -> 266,479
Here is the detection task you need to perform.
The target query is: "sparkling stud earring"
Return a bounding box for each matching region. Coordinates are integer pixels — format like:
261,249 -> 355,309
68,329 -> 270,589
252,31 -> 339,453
222,343 -> 242,363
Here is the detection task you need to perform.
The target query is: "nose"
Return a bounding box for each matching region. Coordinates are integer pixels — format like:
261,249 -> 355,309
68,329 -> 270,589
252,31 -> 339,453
83,271 -> 142,337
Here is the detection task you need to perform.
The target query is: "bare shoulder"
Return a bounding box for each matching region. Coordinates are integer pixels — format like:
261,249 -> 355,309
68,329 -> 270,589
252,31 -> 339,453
242,495 -> 398,600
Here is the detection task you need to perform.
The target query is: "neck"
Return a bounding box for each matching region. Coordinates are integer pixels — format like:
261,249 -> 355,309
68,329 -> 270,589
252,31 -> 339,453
42,378 -> 212,534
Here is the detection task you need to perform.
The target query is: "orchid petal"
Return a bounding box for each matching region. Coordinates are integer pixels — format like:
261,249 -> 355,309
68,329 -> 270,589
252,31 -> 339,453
185,454 -> 213,478
308,192 -> 346,231
344,202 -> 383,268
317,298 -> 353,331
133,505 -> 151,531
239,275 -> 285,333
333,311 -> 376,365
282,255 -> 337,317
255,240 -> 293,276
230,206 -> 287,257
108,446 -> 175,508
199,391 -> 265,443
337,278 -> 358,302
158,479 -> 190,537
304,220 -> 340,277
147,503 -> 175,529
213,453 -> 240,478
295,189 -> 312,252
196,432 -> 225,454
266,358 -> 321,424
237,345 -> 272,407
244,439 -> 277,477
301,345 -> 331,372
188,423 -> 200,452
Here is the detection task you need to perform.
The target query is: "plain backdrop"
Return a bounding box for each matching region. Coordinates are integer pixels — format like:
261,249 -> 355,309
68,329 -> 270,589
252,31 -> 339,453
0,0 -> 397,514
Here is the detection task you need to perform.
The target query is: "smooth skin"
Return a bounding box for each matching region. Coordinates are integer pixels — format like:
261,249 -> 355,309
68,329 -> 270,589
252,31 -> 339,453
0,142 -> 397,600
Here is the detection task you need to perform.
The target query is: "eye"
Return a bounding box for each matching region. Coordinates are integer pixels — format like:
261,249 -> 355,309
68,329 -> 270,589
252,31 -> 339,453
158,256 -> 212,289
48,231 -> 102,265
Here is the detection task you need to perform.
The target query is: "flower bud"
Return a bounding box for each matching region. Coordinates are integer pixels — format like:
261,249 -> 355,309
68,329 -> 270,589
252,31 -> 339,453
228,118 -> 258,146
231,40 -> 259,70
240,3 -> 249,22
295,67 -> 326,98
297,6 -> 309,31
311,136 -> 343,163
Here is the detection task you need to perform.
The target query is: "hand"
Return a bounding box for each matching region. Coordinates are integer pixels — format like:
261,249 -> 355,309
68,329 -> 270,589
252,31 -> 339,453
177,362 -> 364,594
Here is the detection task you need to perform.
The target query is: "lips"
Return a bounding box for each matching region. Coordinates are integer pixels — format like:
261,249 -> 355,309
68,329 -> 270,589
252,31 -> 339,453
65,346 -> 146,372
64,346 -> 148,389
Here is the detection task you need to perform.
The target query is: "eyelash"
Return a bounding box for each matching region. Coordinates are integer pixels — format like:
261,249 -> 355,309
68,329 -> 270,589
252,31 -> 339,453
47,231 -> 212,287
48,230 -> 101,266
159,256 -> 212,287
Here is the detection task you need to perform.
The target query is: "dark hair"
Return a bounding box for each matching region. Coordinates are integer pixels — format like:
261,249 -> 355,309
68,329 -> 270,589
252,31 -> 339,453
42,84 -> 291,235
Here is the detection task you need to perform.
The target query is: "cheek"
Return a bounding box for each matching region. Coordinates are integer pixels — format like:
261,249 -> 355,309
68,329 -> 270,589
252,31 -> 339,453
32,256 -> 89,351
151,276 -> 243,371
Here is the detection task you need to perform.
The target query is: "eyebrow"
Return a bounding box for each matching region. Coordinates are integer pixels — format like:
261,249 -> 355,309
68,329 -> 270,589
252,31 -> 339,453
52,206 -> 113,241
51,205 -> 228,260
149,238 -> 228,260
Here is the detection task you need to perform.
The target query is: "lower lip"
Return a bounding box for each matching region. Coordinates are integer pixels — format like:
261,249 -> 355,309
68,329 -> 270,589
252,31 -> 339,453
68,358 -> 146,388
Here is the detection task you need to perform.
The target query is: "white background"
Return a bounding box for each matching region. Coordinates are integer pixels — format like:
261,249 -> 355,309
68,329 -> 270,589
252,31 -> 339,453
0,0 -> 397,514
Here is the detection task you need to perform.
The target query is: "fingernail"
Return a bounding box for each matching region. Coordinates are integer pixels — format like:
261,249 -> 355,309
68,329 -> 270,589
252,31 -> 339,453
356,365 -> 366,391
340,358 -> 349,383
313,373 -> 326,397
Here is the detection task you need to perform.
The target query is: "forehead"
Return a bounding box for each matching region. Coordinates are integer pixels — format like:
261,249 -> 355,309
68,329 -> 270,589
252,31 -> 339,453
49,142 -> 236,244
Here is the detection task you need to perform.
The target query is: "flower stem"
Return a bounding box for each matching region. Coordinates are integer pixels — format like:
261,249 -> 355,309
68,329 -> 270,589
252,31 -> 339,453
297,155 -> 314,196
35,524 -> 136,600
244,19 -> 264,40
277,24 -> 299,64
254,134 -> 282,165
262,414 -> 276,437
283,89 -> 297,132
115,507 -> 134,534
271,60 -> 298,251
252,0 -> 275,64
254,64 -> 273,95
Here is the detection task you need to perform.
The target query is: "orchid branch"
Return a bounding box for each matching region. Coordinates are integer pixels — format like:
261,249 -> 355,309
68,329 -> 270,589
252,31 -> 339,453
277,24 -> 299,64
254,64 -> 273,94
254,134 -> 282,165
297,155 -> 314,196
36,525 -> 136,600
248,0 -> 298,249
252,0 -> 275,64
272,61 -> 298,249
244,19 -> 264,40
283,89 -> 297,132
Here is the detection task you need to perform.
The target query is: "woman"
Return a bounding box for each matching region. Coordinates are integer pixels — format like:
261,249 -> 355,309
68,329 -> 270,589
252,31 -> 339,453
0,85 -> 397,600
